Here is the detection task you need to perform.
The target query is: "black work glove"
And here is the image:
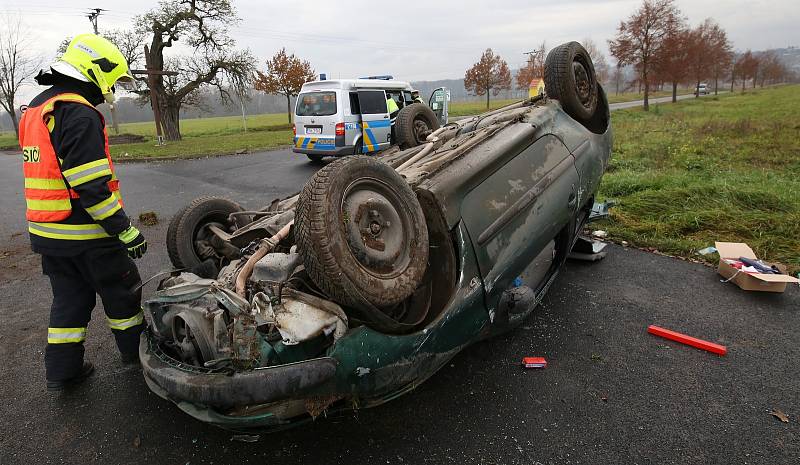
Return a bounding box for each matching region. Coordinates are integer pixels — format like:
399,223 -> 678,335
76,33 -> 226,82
118,225 -> 148,259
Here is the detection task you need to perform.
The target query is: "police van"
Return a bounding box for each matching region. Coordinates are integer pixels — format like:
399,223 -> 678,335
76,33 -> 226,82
293,76 -> 449,162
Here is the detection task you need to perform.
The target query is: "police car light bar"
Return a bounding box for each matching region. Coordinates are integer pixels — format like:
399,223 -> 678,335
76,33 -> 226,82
359,75 -> 394,80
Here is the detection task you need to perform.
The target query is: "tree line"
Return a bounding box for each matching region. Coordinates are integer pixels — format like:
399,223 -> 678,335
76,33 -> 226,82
0,0 -> 313,141
462,0 -> 794,110
1,0 -> 797,140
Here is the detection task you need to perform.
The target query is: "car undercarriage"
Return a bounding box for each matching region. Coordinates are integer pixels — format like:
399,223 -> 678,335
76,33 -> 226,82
139,42 -> 613,431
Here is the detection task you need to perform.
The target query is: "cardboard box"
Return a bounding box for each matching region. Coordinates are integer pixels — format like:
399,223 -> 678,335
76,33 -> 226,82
715,242 -> 799,293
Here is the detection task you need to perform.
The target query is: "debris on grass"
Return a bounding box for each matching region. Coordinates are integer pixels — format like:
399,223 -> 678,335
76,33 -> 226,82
591,230 -> 608,239
697,246 -> 717,256
770,409 -> 789,423
139,211 -> 159,226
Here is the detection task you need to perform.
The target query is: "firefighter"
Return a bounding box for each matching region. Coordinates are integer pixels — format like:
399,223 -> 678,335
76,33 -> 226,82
19,34 -> 146,391
386,93 -> 400,122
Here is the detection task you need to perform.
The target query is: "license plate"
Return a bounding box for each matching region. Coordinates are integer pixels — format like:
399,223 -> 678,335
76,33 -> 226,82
305,127 -> 322,134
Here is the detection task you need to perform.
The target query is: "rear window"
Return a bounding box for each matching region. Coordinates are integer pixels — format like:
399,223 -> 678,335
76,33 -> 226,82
296,92 -> 337,116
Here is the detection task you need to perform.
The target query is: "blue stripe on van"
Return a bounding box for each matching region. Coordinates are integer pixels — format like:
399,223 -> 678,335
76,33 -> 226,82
364,119 -> 391,128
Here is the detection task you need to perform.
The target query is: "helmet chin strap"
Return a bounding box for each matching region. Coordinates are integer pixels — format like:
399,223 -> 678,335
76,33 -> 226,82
88,63 -> 115,103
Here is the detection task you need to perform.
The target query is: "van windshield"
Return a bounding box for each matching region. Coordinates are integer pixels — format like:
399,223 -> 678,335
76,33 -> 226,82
296,92 -> 337,116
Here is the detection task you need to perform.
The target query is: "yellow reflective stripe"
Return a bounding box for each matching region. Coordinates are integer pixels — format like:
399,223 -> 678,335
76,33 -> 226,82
42,93 -> 92,115
62,159 -> 112,187
26,198 -> 72,211
28,222 -> 110,240
85,194 -> 121,221
46,115 -> 55,132
25,178 -> 68,190
47,327 -> 87,344
107,311 -> 144,330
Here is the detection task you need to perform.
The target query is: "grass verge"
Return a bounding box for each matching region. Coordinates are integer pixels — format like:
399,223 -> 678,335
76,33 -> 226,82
596,85 -> 800,274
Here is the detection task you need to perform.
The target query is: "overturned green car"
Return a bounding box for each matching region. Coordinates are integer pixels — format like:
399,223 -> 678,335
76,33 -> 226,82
140,42 -> 613,431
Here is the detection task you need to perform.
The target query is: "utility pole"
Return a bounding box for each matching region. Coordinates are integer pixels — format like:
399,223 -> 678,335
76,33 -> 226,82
85,8 -> 123,136
86,8 -> 105,34
131,45 -> 178,146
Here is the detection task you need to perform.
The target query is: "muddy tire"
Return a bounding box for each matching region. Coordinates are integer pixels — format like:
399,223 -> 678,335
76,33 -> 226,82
394,104 -> 441,149
166,196 -> 246,270
295,156 -> 429,313
544,41 -> 598,123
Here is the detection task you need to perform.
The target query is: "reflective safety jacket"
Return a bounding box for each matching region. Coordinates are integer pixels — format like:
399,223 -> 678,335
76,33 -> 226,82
19,87 -> 131,254
386,97 -> 400,116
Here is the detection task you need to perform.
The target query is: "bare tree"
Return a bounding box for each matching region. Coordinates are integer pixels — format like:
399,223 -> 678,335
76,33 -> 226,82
135,0 -> 255,140
685,20 -> 718,98
0,14 -> 42,136
706,21 -> 732,95
516,42 -> 546,91
582,39 -> 610,85
736,50 -> 759,92
609,0 -> 683,110
465,48 -> 512,109
254,48 -> 315,125
758,51 -> 788,86
653,21 -> 689,103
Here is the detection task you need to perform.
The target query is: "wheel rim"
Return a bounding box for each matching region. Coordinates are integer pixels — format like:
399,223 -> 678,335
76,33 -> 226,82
412,117 -> 432,144
192,213 -> 234,262
572,60 -> 592,108
341,177 -> 415,279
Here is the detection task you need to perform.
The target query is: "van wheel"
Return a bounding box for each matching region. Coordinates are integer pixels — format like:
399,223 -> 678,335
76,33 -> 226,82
544,41 -> 598,123
295,156 -> 429,323
307,154 -> 324,163
395,104 -> 440,149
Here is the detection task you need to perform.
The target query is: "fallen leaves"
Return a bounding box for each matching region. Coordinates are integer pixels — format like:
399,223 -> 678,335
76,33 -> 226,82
770,409 -> 789,423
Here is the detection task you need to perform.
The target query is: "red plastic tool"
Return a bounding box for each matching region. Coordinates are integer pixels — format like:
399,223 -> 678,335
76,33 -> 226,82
522,357 -> 548,368
647,325 -> 727,356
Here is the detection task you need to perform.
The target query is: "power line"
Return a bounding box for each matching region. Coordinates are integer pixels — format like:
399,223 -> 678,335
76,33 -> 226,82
85,8 -> 106,34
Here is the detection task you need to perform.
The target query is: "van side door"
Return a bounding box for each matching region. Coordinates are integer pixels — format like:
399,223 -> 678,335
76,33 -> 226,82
357,90 -> 392,153
428,87 -> 449,125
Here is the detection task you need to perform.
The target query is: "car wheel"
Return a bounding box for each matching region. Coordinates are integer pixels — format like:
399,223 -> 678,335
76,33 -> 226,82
395,104 -> 441,149
295,156 -> 429,315
544,41 -> 598,123
307,154 -> 324,163
166,196 -> 247,273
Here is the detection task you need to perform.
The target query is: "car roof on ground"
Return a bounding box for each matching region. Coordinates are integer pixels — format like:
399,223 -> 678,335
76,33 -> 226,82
301,79 -> 413,92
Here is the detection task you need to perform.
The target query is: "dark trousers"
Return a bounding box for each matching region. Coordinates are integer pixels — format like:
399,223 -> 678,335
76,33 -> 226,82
42,246 -> 143,381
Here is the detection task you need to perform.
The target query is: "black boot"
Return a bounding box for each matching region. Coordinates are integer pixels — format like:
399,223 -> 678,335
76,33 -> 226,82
120,352 -> 140,365
46,361 -> 94,391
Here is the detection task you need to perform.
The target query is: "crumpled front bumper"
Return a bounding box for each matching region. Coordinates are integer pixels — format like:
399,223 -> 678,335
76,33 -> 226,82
139,332 -> 338,428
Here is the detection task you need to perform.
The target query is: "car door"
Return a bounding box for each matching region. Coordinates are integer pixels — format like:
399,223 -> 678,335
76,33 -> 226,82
357,90 -> 391,153
428,87 -> 449,125
460,135 -> 579,308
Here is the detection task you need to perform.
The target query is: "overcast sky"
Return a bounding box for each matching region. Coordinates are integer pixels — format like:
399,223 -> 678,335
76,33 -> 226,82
2,0 -> 798,94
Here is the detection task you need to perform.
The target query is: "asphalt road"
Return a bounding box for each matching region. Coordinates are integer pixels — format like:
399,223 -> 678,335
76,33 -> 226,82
1,145 -> 798,465
608,92 -> 710,110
